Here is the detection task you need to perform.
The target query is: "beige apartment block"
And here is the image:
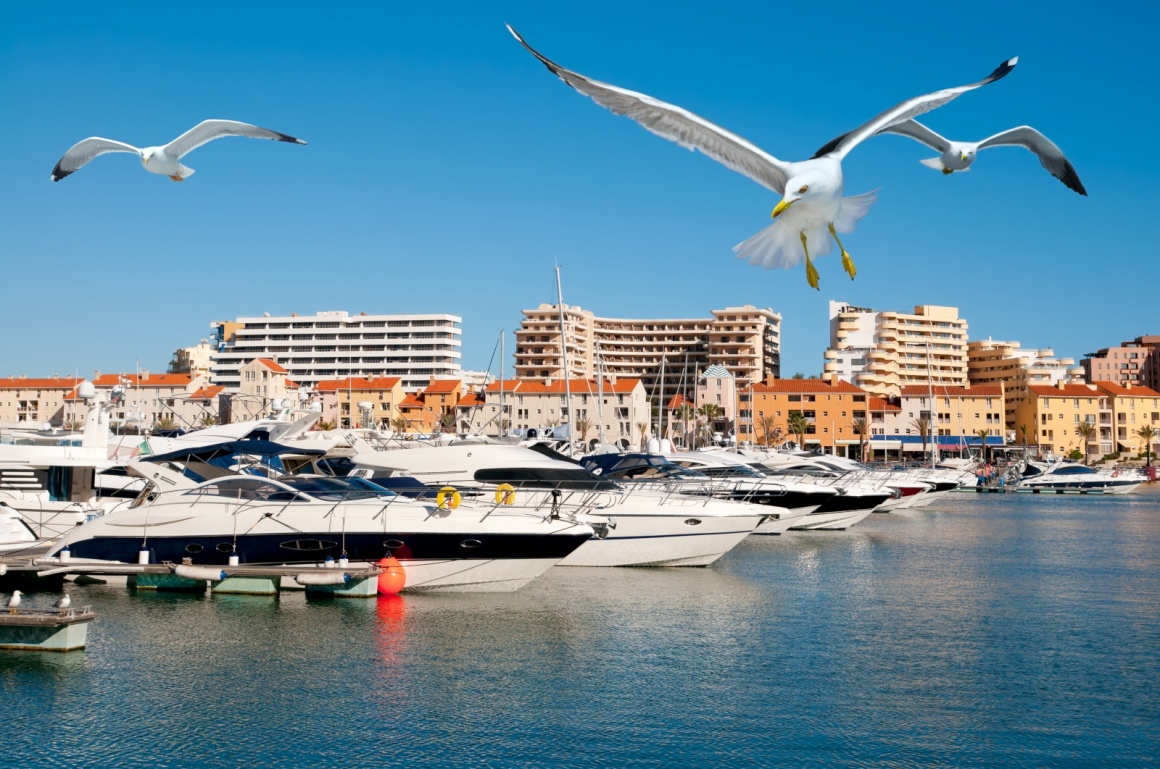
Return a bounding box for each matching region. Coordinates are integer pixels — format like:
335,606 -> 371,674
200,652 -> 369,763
514,303 -> 780,410
168,340 -> 215,379
1082,335 -> 1160,390
824,302 -> 969,398
967,339 -> 1083,428
62,372 -> 208,430
460,378 -> 647,446
222,359 -> 299,422
0,376 -> 83,427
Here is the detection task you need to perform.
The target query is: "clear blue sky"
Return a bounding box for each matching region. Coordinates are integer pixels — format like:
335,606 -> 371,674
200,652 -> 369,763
1,1 -> 1154,380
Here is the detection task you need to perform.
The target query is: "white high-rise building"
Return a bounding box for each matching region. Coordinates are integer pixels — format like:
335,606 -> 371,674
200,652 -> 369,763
209,310 -> 462,391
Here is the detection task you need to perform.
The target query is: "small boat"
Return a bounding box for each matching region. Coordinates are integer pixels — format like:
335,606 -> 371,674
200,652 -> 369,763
1015,462 -> 1143,494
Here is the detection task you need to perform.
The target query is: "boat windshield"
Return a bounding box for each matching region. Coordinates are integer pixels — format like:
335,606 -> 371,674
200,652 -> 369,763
693,465 -> 764,479
278,476 -> 397,500
1049,465 -> 1098,476
474,467 -> 619,491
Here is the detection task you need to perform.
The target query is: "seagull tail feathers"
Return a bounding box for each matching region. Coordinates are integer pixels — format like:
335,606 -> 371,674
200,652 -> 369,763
178,164 -> 196,180
733,221 -> 832,270
919,158 -> 946,171
832,190 -> 879,235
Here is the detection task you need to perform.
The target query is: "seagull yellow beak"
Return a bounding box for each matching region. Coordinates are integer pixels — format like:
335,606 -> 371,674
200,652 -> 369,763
143,155 -> 150,165
960,152 -> 969,162
771,199 -> 795,219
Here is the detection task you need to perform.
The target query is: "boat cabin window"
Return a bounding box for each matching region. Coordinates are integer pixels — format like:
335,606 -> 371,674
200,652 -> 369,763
188,477 -> 303,502
688,465 -> 762,479
474,467 -> 619,491
1051,465 -> 1096,475
278,476 -> 396,501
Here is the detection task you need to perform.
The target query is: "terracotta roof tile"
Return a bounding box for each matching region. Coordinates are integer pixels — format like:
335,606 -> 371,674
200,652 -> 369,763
750,378 -> 866,394
423,379 -> 462,394
256,359 -> 287,373
0,377 -> 83,390
399,393 -> 425,409
92,374 -> 192,387
457,393 -> 484,408
314,377 -> 401,392
187,386 -> 225,400
1028,383 -> 1104,398
1092,380 -> 1160,397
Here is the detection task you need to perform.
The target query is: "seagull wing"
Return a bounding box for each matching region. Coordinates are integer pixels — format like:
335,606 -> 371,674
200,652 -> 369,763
977,126 -> 1087,195
163,120 -> 307,159
508,25 -> 793,194
812,57 -> 1018,160
51,138 -> 141,181
876,120 -> 952,152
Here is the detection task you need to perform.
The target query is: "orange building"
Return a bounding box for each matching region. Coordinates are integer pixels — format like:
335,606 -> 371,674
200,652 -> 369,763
738,374 -> 869,453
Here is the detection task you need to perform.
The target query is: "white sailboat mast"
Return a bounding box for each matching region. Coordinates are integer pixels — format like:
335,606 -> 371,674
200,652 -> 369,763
555,266 -> 575,447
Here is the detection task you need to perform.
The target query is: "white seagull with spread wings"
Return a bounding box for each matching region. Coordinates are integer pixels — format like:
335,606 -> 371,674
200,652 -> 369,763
508,25 -> 1016,288
877,120 -> 1086,195
51,120 -> 306,183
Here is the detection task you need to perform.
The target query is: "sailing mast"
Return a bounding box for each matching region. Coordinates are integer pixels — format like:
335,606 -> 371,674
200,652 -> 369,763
656,354 -> 666,446
499,329 -> 505,438
596,341 -> 606,446
926,341 -> 938,469
554,266 -> 575,449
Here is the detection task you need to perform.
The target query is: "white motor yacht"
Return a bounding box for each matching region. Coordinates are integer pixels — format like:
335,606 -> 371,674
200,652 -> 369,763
49,460 -> 594,593
346,443 -> 766,567
1015,462 -> 1143,494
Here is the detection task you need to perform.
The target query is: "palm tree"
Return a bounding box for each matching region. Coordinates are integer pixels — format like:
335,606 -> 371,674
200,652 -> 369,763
574,416 -> 593,443
636,421 -> 650,449
63,418 -> 84,431
438,411 -> 458,435
852,417 -> 870,461
759,414 -> 780,448
315,420 -> 336,431
787,410 -> 810,450
975,428 -> 990,463
391,416 -> 410,434
153,415 -> 177,432
1074,421 -> 1096,465
697,403 -> 722,448
197,413 -> 218,428
912,417 -> 931,459
1137,425 -> 1156,467
1018,423 -> 1030,451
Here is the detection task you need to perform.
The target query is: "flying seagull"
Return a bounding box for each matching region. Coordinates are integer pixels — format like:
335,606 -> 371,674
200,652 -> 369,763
507,25 -> 1016,288
877,120 -> 1086,195
55,593 -> 71,613
51,120 -> 307,182
7,590 -> 21,613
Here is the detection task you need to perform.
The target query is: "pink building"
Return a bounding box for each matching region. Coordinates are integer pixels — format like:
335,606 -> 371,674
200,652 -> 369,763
1083,335 -> 1160,390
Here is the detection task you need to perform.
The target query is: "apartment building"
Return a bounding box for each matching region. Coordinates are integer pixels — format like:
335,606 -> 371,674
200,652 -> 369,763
1082,335 -> 1160,389
823,301 -> 969,398
967,339 -> 1083,427
738,374 -> 868,454
63,372 -> 208,429
209,310 -> 462,391
1094,381 -> 1160,456
168,340 -> 215,379
314,377 -> 404,428
514,303 -> 780,409
460,378 -> 648,446
1013,382 -> 1108,458
0,376 -> 83,427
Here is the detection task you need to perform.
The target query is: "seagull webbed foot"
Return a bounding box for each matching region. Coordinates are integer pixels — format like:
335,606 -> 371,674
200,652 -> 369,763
168,174 -> 184,182
800,231 -> 820,290
942,167 -> 954,175
828,223 -> 856,280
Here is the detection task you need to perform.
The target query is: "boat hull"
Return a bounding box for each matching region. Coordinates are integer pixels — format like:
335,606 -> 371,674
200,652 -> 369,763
560,513 -> 763,567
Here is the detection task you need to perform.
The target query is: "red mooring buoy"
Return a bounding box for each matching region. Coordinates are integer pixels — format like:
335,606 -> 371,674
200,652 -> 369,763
377,556 -> 406,595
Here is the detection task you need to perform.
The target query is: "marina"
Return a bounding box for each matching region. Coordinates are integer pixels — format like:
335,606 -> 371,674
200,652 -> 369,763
2,489 -> 1156,766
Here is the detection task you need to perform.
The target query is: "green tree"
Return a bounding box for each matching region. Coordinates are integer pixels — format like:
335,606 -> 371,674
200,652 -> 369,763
1074,421 -> 1096,465
759,414 -> 780,448
1018,423 -> 1030,450
787,410 -> 810,450
153,415 -> 177,431
852,417 -> 870,461
574,416 -> 593,442
975,428 -> 990,463
63,418 -> 84,431
391,416 -> 410,434
315,420 -> 336,431
791,372 -> 805,380
1137,425 -> 1156,467
438,411 -> 458,434
197,413 -> 218,428
912,417 -> 931,459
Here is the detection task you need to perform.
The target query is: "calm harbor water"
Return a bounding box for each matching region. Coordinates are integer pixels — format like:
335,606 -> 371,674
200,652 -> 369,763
2,489 -> 1159,768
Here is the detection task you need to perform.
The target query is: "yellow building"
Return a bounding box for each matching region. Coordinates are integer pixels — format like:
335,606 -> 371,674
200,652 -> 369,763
1014,382 -> 1105,458
316,377 -> 405,429
1094,381 -> 1160,457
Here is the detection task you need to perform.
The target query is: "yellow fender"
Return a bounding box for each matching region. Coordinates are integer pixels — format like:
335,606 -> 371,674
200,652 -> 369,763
436,485 -> 461,510
494,483 -> 516,506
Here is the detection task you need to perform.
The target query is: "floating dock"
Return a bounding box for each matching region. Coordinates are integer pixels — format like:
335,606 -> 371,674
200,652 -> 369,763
0,558 -> 384,599
0,606 -> 96,652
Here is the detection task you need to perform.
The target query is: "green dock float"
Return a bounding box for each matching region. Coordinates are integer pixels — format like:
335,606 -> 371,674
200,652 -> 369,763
302,575 -> 378,599
133,572 -> 207,592
211,576 -> 280,596
0,607 -> 96,652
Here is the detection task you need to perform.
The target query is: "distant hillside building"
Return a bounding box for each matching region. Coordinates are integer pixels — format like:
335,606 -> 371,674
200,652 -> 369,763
168,340 -> 215,379
514,303 -> 780,410
209,310 -> 461,391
